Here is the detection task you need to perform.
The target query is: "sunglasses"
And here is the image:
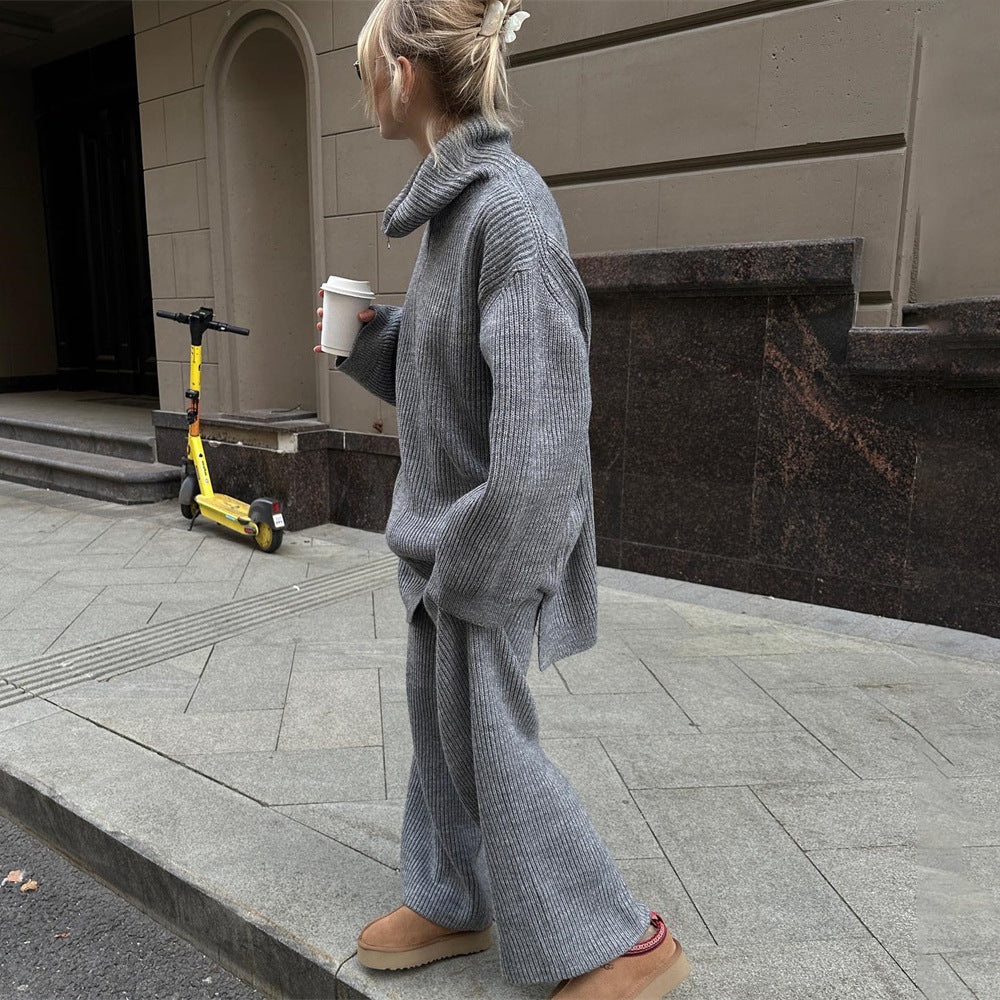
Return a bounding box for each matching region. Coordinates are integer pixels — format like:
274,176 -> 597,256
354,59 -> 361,80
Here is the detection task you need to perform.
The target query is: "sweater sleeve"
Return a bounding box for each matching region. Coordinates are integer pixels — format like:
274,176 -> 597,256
422,264 -> 592,629
332,303 -> 402,406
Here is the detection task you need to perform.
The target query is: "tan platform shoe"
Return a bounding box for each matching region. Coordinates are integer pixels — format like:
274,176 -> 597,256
548,912 -> 691,1000
356,904 -> 494,971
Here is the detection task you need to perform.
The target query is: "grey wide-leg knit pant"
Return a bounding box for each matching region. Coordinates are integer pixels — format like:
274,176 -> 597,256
399,593 -> 651,985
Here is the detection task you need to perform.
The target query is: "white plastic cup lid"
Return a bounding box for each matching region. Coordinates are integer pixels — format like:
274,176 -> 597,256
321,275 -> 374,299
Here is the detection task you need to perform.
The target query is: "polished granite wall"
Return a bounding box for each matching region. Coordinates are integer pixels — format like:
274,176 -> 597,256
580,238 -> 1000,638
154,237 -> 1000,639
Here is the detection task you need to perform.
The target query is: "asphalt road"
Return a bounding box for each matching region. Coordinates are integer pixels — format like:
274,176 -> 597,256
0,812 -> 264,1000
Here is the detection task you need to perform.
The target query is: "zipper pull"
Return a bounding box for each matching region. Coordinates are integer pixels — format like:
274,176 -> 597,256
386,235 -> 391,250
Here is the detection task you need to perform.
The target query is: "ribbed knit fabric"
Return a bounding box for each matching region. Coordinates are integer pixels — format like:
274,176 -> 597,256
401,597 -> 652,985
334,111 -> 598,672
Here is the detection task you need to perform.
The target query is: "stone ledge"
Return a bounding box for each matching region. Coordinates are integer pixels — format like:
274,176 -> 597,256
847,296 -> 1000,384
573,237 -> 863,296
846,325 -> 1000,384
152,409 -> 328,452
902,294 -> 1000,339
153,411 -> 400,458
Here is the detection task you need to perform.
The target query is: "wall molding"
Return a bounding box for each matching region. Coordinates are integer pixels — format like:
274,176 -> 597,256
543,133 -> 906,189
510,0 -> 836,66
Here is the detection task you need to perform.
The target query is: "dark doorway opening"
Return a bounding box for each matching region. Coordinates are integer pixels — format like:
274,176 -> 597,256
32,32 -> 157,396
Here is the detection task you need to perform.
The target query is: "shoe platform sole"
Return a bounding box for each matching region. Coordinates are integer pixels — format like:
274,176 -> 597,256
356,927 -> 494,970
548,937 -> 692,999
636,938 -> 691,999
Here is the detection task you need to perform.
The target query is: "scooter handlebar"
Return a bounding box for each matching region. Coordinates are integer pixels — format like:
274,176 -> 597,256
154,309 -> 250,336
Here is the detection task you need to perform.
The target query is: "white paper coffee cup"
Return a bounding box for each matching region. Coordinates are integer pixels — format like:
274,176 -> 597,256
319,275 -> 375,358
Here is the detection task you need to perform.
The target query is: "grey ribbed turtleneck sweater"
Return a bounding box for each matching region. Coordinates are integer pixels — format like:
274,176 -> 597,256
335,112 -> 597,671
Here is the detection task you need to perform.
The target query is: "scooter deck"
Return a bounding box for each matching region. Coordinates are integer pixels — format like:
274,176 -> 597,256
197,493 -> 250,517
196,493 -> 257,534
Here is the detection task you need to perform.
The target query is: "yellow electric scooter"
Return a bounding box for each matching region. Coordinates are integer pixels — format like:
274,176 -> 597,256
155,306 -> 285,552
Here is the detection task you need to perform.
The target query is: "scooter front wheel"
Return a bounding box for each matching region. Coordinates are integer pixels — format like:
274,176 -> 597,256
179,474 -> 199,520
253,520 -> 283,553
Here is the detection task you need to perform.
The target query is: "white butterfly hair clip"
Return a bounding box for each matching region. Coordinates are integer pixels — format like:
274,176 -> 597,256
478,1 -> 530,44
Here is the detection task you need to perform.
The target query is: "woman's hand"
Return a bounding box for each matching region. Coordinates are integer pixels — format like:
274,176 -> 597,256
313,288 -> 377,352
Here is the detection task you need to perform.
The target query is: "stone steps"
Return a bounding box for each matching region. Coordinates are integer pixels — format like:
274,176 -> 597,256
0,436 -> 180,504
0,413 -> 156,462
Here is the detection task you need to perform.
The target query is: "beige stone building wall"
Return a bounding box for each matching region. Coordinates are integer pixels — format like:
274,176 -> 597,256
132,0 -> 995,437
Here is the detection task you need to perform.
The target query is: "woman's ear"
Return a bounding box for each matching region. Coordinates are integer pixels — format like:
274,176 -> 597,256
395,54 -> 411,99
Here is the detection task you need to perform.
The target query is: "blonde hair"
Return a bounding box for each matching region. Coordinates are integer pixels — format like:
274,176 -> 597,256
356,0 -> 524,166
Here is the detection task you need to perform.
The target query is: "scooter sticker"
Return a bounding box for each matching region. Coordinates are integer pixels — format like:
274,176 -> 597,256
273,513 -> 286,529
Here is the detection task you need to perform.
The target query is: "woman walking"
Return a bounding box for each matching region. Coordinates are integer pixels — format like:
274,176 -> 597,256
315,2 -> 691,997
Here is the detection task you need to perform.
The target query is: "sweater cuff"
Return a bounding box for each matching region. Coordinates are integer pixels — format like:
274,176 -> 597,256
333,302 -> 394,370
423,578 -> 542,631
332,303 -> 401,405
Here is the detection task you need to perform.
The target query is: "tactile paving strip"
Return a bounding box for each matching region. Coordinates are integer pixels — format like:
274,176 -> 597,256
0,554 -> 400,709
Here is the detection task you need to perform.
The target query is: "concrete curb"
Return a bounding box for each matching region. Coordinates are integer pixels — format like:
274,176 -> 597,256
0,757 -> 345,1000
0,704 -> 409,1000
0,739 -> 540,1000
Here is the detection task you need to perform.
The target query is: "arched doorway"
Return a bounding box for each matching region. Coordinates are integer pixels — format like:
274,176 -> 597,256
210,12 -> 320,414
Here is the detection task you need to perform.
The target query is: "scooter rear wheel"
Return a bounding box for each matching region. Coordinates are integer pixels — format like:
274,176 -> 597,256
253,520 -> 283,553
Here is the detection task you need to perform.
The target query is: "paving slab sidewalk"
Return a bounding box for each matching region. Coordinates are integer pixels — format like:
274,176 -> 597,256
0,478 -> 998,1000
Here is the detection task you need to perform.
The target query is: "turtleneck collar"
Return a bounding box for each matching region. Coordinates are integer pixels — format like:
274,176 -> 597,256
381,112 -> 513,239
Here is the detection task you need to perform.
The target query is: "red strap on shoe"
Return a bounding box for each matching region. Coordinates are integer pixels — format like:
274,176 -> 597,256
625,911 -> 668,956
